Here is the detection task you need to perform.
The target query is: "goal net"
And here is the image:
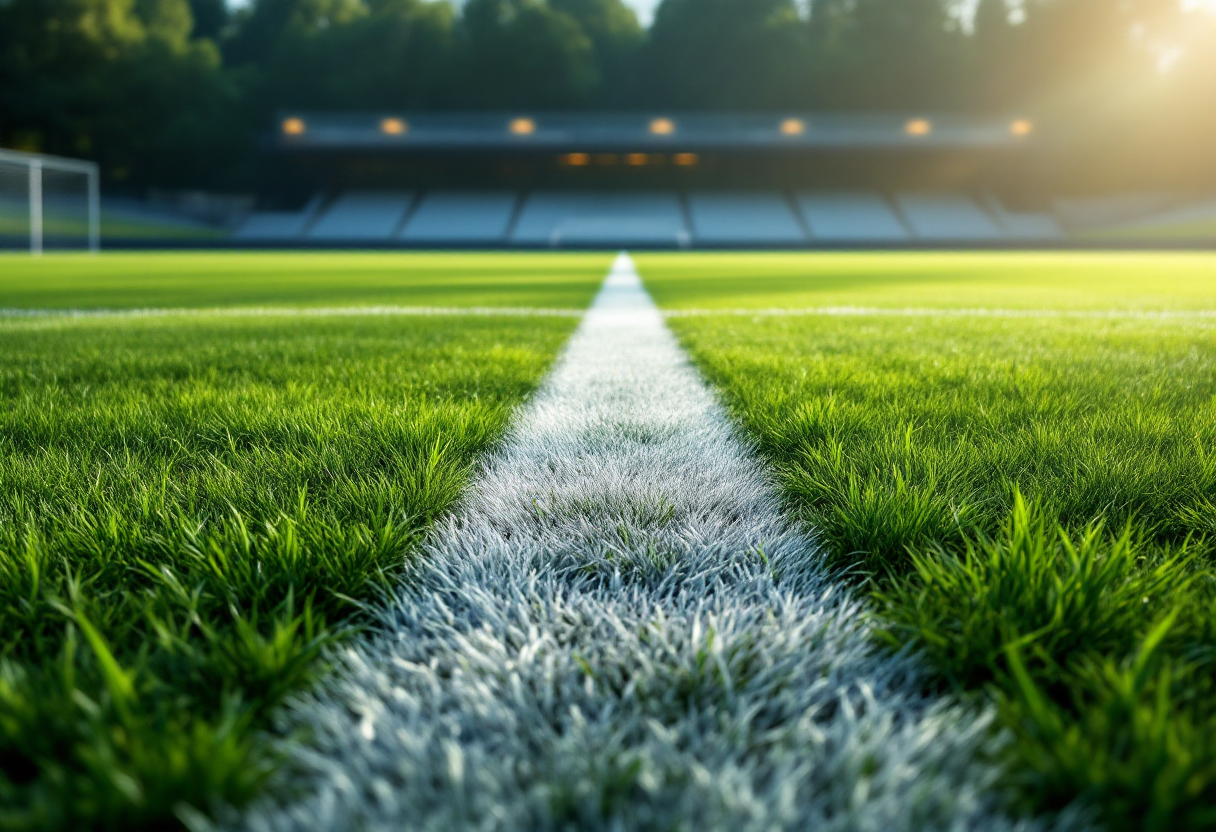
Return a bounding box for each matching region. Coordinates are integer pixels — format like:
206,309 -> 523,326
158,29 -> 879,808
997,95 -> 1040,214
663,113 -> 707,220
0,148 -> 99,253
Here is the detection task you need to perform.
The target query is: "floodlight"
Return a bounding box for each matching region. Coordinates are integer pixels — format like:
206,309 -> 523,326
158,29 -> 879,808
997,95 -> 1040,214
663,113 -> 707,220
650,118 -> 675,136
673,152 -> 699,166
627,153 -> 649,166
509,117 -> 535,135
563,153 -> 590,166
282,117 -> 306,135
905,118 -> 932,137
780,118 -> 805,135
381,118 -> 407,135
1010,119 -> 1033,137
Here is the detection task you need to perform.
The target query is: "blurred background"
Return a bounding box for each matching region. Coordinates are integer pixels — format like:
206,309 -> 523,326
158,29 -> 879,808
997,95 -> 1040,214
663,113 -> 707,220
3,0 -> 1216,246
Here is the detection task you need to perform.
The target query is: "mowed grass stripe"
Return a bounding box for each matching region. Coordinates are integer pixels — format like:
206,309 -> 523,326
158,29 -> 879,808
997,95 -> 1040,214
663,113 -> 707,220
645,252 -> 1216,830
636,251 -> 1216,312
237,257 -> 1044,832
0,305 -> 584,321
0,305 -> 579,827
0,252 -> 610,310
665,307 -> 1216,320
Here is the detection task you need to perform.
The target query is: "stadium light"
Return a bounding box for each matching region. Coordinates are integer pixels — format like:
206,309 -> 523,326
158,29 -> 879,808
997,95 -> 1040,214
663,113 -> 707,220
905,118 -> 932,137
673,152 -> 699,166
563,152 -> 590,166
627,153 -> 649,166
650,118 -> 675,136
381,118 -> 408,135
780,118 -> 805,136
510,117 -> 535,136
282,117 -> 306,135
1010,119 -> 1034,137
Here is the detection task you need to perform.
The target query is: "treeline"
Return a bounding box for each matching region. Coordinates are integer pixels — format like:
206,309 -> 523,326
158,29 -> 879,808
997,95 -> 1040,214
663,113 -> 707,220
1,0 -> 1214,189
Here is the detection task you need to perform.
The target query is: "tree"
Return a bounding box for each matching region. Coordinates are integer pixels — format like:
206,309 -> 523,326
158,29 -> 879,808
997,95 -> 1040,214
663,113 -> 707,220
640,0 -> 808,108
456,0 -> 599,107
0,0 -> 247,187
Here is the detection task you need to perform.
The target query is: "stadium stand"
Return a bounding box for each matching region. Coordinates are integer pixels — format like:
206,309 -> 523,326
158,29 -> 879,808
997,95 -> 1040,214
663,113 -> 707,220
795,192 -> 910,241
1052,193 -> 1181,233
981,194 -> 1063,239
308,191 -> 415,240
225,186 -> 1086,247
688,191 -> 807,245
1090,197 -> 1216,239
400,191 -> 519,243
233,194 -> 325,241
894,193 -> 1006,240
510,192 -> 687,246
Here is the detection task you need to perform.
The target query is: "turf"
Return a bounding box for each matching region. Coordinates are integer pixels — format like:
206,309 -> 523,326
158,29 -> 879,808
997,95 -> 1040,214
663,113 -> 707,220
0,252 -> 610,310
0,254 -> 589,830
635,251 -> 1216,312
640,251 -> 1216,830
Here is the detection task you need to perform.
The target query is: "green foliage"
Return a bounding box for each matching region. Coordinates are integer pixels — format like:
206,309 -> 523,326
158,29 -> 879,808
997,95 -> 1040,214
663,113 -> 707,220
647,251 -> 1216,829
0,305 -> 575,830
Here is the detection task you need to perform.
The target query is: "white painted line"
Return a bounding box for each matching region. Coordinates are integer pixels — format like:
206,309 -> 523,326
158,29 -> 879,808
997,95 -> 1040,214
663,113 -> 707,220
665,306 -> 1216,321
230,255 -> 1068,832
0,305 -> 582,321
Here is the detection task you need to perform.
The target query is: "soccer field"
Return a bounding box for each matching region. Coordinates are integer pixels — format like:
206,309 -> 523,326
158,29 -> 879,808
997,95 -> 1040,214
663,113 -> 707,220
0,252 -> 606,829
3,251 -> 1215,831
637,250 -> 1216,831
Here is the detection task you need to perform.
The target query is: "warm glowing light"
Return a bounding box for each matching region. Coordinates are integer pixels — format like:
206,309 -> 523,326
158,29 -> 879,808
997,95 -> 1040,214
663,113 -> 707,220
1010,119 -> 1033,137
282,117 -> 306,135
626,153 -> 649,166
380,118 -> 407,135
650,118 -> 675,136
563,152 -> 589,166
509,117 -> 535,135
905,118 -> 932,137
673,152 -> 699,166
780,118 -> 805,136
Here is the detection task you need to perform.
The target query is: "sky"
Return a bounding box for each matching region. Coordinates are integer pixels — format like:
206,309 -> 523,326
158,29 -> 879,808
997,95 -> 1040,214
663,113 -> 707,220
223,0 -> 1216,27
624,0 -> 659,26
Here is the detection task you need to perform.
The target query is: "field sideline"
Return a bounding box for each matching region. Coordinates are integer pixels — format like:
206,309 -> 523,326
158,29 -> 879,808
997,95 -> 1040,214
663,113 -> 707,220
2,251 -> 1215,831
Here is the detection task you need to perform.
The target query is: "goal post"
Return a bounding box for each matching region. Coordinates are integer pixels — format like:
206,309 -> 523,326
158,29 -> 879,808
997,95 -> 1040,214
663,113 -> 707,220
0,148 -> 100,253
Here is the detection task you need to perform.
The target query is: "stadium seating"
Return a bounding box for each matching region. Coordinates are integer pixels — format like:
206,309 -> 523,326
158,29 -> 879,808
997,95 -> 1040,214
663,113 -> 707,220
511,192 -> 688,246
1104,197 -> 1216,239
230,187 -> 1076,246
894,193 -> 1006,240
981,194 -> 1063,239
795,192 -> 910,241
233,194 -> 325,241
308,192 -> 415,241
401,192 -> 519,243
687,192 -> 807,245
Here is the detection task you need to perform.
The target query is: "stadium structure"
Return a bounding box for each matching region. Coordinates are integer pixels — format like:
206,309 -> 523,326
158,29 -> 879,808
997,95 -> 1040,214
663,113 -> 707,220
233,111 -> 1068,248
6,111 -> 1215,249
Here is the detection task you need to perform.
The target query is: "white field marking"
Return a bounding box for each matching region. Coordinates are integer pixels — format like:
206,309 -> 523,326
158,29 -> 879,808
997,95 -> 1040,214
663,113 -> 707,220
228,255 -> 1079,832
0,305 -> 582,321
665,306 -> 1216,321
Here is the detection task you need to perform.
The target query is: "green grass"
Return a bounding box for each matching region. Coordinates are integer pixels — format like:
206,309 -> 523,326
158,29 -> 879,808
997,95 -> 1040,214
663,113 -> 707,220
636,251 -> 1216,311
0,253 -> 594,830
641,251 -> 1216,830
0,252 -> 610,310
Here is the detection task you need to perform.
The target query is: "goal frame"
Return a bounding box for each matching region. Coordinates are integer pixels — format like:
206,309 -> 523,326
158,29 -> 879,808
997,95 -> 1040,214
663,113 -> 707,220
0,147 -> 100,254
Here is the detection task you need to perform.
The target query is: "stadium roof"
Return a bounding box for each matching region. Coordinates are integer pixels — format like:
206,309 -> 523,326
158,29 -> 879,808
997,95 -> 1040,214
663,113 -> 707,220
274,112 -> 1037,152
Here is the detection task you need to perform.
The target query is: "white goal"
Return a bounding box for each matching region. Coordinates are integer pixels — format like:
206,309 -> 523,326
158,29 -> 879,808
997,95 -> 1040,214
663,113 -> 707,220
0,148 -> 100,253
